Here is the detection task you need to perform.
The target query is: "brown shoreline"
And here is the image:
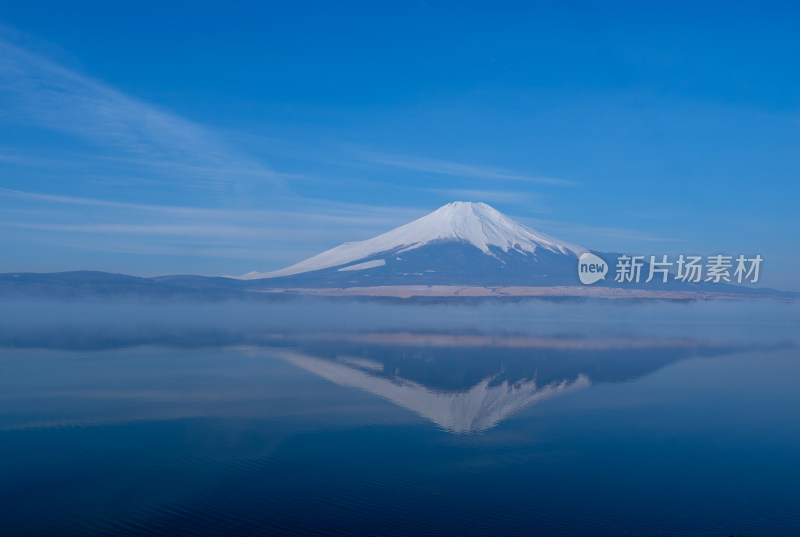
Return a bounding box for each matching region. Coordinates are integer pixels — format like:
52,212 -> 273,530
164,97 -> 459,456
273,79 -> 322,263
251,285 -> 760,300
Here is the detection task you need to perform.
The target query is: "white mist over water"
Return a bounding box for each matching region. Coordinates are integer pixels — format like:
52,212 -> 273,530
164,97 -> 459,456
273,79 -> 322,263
1,298 -> 797,348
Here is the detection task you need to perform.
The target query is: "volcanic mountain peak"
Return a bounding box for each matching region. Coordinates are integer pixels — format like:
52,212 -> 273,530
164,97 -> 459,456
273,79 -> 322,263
240,201 -> 586,279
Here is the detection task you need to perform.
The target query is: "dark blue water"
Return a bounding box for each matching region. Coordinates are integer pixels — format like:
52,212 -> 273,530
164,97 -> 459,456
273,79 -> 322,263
1,300 -> 798,536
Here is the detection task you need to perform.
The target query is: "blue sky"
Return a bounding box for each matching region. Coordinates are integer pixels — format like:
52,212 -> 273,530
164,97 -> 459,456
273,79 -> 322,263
0,1 -> 798,289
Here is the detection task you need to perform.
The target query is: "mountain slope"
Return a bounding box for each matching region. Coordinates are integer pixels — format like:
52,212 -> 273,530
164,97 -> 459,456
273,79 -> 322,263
242,202 -> 586,279
1,202 -> 788,300
240,201 -> 588,286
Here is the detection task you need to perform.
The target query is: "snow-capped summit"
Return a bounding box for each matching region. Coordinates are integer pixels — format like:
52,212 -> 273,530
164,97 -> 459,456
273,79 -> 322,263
241,202 -> 586,280
382,201 -> 585,256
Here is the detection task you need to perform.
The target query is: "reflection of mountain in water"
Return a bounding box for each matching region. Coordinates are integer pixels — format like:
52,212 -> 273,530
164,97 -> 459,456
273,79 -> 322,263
1,317 -> 781,434
275,349 -> 589,433
269,335 -> 737,433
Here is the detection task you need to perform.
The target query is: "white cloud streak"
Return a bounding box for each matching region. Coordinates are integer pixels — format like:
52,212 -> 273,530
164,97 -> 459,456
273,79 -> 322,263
0,35 -> 281,195
360,152 -> 576,186
0,187 -> 422,228
428,188 -> 545,207
518,217 -> 684,244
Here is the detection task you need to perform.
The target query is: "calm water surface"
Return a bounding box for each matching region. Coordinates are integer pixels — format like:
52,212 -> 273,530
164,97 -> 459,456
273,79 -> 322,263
1,300 -> 798,536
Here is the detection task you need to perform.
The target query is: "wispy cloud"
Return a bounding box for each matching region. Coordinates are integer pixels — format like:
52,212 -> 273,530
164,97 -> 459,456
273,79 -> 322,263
518,216 -> 685,245
0,187 -> 422,227
428,188 -> 545,207
1,221 -> 333,241
0,31 -> 589,275
0,35 -> 281,195
359,151 -> 576,186
0,187 -> 428,274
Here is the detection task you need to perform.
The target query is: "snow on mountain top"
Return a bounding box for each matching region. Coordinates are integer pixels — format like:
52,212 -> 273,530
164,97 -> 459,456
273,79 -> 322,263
240,202 -> 587,279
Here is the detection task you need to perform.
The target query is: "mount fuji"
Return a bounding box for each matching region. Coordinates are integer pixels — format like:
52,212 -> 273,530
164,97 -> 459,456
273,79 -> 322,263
2,201 -> 786,300
239,202 -> 592,288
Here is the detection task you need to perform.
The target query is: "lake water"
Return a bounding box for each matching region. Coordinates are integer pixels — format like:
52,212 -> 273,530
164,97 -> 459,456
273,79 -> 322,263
1,300 -> 798,536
